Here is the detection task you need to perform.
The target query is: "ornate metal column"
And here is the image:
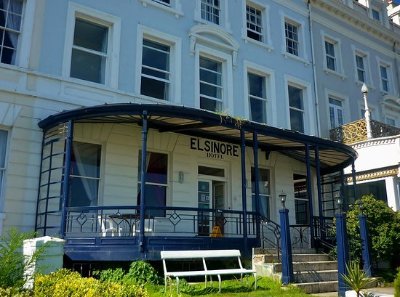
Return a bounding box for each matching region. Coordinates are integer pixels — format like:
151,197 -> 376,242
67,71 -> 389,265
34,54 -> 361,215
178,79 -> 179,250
139,111 -> 148,253
60,121 -> 74,238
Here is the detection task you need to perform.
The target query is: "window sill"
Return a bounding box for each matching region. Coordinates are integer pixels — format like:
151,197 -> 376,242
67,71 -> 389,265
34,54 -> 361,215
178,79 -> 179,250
243,37 -> 273,52
323,68 -> 346,80
355,80 -> 375,90
139,0 -> 183,18
194,17 -> 232,34
282,52 -> 310,66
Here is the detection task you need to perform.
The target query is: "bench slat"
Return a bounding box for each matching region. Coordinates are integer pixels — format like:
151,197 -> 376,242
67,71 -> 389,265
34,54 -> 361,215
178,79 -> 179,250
161,249 -> 241,259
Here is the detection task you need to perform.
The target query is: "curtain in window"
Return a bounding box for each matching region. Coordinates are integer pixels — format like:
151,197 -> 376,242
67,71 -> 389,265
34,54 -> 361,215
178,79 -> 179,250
70,142 -> 100,207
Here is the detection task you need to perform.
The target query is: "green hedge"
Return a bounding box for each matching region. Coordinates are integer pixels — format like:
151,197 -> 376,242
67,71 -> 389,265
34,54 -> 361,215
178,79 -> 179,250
34,269 -> 148,297
395,269 -> 400,297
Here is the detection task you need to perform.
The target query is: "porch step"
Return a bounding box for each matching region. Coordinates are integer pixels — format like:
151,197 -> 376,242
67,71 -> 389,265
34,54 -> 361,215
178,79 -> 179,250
253,250 -> 339,294
294,280 -> 338,294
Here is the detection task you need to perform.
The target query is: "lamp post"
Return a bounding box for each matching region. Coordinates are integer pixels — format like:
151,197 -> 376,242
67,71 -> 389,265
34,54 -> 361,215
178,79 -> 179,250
278,191 -> 293,285
361,83 -> 372,139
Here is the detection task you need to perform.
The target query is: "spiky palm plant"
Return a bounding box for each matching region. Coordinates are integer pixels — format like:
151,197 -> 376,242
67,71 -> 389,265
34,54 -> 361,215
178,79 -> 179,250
341,261 -> 375,297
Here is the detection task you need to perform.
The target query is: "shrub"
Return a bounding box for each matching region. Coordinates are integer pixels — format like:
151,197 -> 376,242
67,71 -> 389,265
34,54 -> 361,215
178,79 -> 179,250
0,287 -> 33,297
394,269 -> 400,297
344,195 -> 400,267
34,269 -> 148,297
124,261 -> 161,285
93,267 -> 125,283
0,228 -> 44,289
342,261 -> 376,297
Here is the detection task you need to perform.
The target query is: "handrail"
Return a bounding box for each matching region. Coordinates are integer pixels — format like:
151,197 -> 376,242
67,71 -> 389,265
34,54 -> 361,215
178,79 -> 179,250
260,216 -> 281,259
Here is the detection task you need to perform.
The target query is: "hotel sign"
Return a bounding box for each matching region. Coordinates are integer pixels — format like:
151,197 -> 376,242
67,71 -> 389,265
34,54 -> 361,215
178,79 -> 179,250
190,137 -> 239,159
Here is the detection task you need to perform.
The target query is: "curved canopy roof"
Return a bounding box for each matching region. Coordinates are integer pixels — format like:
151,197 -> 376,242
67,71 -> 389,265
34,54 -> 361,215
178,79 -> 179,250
38,103 -> 357,174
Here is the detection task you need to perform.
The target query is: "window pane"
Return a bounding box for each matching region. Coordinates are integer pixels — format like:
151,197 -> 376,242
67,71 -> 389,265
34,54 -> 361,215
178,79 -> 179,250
246,5 -> 262,41
138,152 -> 168,184
142,40 -> 170,74
201,0 -> 220,24
198,166 -> 224,177
288,86 -> 303,109
200,96 -> 221,111
250,97 -> 266,123
73,19 -> 108,53
294,173 -> 309,225
71,49 -> 106,84
248,73 -> 265,98
290,109 -> 304,133
69,142 -> 101,207
141,76 -> 169,100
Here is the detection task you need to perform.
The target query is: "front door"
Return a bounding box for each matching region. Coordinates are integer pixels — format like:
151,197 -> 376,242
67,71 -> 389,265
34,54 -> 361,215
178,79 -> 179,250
197,176 -> 225,236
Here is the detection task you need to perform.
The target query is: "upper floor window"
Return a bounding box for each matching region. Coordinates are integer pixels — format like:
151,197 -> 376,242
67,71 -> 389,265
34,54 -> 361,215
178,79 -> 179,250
285,21 -> 299,56
199,56 -> 223,112
69,141 -> 101,207
0,0 -> 23,65
371,8 -> 380,21
324,40 -> 337,71
379,64 -> 389,93
355,53 -> 366,83
70,18 -> 109,84
329,97 -> 344,129
141,39 -> 170,100
288,85 -> 304,133
0,130 -> 7,203
248,72 -> 267,123
246,4 -> 262,42
201,0 -> 220,25
153,0 -> 170,6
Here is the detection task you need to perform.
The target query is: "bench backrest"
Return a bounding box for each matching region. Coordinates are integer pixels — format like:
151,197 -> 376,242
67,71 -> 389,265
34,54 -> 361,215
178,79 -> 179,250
161,249 -> 241,260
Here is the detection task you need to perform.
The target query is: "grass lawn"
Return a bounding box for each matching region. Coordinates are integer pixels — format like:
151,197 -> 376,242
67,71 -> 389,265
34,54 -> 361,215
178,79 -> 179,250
145,276 -> 312,297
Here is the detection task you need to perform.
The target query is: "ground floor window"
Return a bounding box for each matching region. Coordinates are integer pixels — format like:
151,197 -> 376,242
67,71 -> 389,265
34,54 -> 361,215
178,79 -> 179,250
251,167 -> 270,219
69,141 -> 101,207
137,151 -> 168,217
293,173 -> 309,225
344,180 -> 387,204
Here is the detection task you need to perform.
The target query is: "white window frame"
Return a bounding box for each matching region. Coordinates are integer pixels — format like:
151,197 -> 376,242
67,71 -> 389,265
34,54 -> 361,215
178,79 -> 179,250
63,3 -> 121,88
195,44 -> 233,113
280,13 -> 309,64
242,0 -> 272,50
243,61 -> 276,126
136,25 -> 182,104
321,32 -> 344,78
352,46 -> 372,87
138,0 -> 183,18
325,89 -> 350,130
195,0 -> 230,31
377,58 -> 393,95
284,75 -> 314,135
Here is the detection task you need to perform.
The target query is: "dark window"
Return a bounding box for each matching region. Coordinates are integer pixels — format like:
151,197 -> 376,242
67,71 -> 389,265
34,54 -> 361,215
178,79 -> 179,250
201,0 -> 220,25
141,39 -> 170,100
137,151 -> 168,217
288,85 -> 304,133
0,0 -> 23,65
248,73 -> 267,123
200,57 -> 222,112
294,173 -> 309,225
70,19 -> 108,84
285,21 -> 299,56
246,4 -> 262,42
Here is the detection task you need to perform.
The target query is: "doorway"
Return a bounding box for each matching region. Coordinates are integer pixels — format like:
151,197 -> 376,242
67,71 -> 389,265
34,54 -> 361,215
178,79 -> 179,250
197,166 -> 226,236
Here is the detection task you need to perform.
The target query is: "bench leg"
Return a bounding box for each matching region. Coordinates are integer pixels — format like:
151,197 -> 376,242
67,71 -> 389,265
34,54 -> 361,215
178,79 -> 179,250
254,273 -> 257,290
217,274 -> 221,293
176,277 -> 180,294
164,276 -> 167,293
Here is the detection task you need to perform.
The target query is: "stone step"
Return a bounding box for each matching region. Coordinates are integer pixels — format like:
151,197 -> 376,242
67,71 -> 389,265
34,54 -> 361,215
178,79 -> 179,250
274,261 -> 338,273
294,269 -> 338,282
258,253 -> 332,263
294,280 -> 338,294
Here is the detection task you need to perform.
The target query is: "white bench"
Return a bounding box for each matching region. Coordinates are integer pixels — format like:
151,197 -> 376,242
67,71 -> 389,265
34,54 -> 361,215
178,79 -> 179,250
161,249 -> 257,293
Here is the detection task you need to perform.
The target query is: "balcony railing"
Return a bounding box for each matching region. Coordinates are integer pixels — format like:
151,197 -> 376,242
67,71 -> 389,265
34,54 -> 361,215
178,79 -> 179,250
330,119 -> 400,144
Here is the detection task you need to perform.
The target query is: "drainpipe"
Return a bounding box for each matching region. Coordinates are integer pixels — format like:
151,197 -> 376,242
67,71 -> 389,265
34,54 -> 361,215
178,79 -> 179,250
393,41 -> 400,97
308,0 -> 321,137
